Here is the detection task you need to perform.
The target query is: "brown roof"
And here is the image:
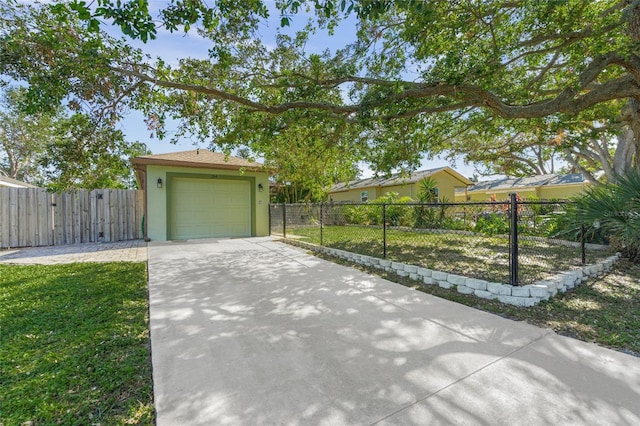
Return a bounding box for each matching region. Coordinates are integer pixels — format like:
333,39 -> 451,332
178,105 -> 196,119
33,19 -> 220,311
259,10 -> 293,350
131,149 -> 264,171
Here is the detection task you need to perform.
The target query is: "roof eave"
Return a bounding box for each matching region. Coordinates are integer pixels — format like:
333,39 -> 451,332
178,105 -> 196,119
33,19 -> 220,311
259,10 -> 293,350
131,157 -> 266,172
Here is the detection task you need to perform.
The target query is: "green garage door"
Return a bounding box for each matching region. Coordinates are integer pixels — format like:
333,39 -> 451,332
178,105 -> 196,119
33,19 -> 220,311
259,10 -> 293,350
169,177 -> 252,240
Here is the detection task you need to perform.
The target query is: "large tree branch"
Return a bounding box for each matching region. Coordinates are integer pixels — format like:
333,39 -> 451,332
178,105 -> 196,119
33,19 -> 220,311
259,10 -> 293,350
518,21 -> 623,48
109,61 -> 640,120
110,65 -> 361,114
562,149 -> 600,184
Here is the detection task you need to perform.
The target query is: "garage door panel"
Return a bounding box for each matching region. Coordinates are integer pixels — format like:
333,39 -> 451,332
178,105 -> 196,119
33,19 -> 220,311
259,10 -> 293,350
169,177 -> 251,240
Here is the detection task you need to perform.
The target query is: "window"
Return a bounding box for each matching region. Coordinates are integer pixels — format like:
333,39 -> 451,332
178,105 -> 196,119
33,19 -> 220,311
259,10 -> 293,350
361,191 -> 368,202
433,187 -> 439,202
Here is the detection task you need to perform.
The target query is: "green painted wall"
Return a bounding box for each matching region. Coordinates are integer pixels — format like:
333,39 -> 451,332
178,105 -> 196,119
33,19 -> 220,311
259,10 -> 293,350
146,164 -> 270,241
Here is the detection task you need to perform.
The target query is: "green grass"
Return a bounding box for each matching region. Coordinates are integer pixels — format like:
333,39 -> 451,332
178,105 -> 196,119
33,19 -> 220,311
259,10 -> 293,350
288,225 -> 610,284
0,262 -> 154,425
310,248 -> 640,357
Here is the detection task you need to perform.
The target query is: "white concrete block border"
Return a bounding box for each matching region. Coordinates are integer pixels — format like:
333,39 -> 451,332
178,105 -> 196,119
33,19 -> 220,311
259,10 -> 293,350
283,239 -> 621,307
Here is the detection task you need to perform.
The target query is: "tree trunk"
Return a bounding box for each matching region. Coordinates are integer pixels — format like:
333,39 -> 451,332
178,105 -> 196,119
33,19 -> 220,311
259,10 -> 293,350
618,98 -> 640,178
613,127 -> 635,178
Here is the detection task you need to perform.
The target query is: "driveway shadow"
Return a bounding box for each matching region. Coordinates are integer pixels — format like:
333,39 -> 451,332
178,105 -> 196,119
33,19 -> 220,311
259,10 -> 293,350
147,238 -> 640,425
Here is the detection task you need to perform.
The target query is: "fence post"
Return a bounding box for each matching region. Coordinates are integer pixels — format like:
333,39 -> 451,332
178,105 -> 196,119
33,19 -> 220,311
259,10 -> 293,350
282,203 -> 287,238
581,223 -> 586,264
382,203 -> 387,259
268,204 -> 272,236
509,193 -> 519,286
320,203 -> 324,246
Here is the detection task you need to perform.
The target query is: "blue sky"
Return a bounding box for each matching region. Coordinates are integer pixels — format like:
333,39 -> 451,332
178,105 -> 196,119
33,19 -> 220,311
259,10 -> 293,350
114,1 -> 480,179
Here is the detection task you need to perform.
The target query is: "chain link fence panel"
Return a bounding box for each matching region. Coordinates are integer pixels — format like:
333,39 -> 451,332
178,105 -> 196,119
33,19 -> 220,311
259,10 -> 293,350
270,201 -> 612,285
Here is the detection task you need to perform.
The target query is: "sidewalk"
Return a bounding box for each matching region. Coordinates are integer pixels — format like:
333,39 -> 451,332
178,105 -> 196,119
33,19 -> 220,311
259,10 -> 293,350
0,240 -> 147,264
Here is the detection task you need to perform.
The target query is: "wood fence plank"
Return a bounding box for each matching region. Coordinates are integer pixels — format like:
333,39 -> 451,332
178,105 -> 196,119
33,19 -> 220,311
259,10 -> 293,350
90,190 -> 98,242
9,189 -> 18,247
126,190 -> 134,240
81,190 -> 90,243
103,190 -> 111,242
0,188 -> 9,248
122,190 -> 129,240
113,190 -> 120,242
17,189 -> 27,247
36,189 -> 50,246
62,193 -> 70,244
110,189 -> 117,242
136,189 -> 144,239
100,190 -> 107,242
25,189 -> 35,247
120,190 -> 125,241
53,192 -> 63,245
73,191 -> 81,243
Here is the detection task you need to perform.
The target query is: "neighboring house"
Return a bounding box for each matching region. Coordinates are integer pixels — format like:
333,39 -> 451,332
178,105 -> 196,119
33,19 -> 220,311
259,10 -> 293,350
131,149 -> 270,241
0,176 -> 37,188
329,167 -> 473,203
454,173 -> 594,202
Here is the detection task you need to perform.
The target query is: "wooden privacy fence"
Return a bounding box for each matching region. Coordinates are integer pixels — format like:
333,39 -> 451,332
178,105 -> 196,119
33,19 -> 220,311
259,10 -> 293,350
0,188 -> 144,249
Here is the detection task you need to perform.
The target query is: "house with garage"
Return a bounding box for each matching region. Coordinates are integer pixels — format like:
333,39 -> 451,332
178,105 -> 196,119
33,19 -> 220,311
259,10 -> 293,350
454,173 -> 595,202
328,167 -> 473,203
132,149 -> 270,241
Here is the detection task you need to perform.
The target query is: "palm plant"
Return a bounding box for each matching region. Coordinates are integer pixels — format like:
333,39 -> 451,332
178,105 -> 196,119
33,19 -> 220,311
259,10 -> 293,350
553,170 -> 640,262
414,178 -> 439,228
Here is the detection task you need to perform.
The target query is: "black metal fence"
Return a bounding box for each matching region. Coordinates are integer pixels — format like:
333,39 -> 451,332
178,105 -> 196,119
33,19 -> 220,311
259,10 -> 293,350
269,197 -> 611,285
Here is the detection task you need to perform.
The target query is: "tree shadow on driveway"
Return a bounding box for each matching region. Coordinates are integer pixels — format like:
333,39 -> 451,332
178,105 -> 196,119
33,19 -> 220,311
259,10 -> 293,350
147,238 -> 640,425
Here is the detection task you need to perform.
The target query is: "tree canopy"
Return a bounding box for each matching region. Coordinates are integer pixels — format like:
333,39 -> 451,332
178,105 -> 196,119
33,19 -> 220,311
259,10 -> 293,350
1,0 -> 639,193
0,86 -> 149,190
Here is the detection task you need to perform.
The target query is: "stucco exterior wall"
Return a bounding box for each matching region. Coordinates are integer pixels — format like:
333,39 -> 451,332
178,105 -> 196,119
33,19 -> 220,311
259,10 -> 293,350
377,183 -> 413,199
329,187 -> 379,203
460,184 -> 589,203
145,164 -> 270,241
538,184 -> 588,200
434,173 -> 468,202
329,171 -> 468,203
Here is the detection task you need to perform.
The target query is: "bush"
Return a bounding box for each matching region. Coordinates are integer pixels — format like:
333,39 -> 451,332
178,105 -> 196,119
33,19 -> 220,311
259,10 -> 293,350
369,192 -> 414,226
474,212 -> 509,236
343,204 -> 368,224
441,217 -> 472,231
413,204 -> 448,228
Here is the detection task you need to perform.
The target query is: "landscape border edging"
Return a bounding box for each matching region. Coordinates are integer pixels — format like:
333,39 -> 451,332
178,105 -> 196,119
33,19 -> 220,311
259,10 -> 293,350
281,238 -> 621,307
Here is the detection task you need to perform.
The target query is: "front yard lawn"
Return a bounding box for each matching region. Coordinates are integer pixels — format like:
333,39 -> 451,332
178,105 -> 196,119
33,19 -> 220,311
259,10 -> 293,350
0,262 -> 154,425
289,225 -> 609,284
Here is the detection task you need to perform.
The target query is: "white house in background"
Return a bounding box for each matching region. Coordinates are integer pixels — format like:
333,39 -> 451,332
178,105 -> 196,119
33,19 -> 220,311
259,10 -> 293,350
0,176 -> 37,188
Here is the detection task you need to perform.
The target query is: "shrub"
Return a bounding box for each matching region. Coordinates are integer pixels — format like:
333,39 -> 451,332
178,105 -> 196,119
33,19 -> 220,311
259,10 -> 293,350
369,192 -> 414,226
343,204 -> 368,224
474,212 -> 509,235
441,217 -> 472,231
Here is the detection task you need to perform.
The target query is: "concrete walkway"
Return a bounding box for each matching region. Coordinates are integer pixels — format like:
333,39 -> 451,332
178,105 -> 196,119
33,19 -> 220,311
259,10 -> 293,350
148,237 -> 640,425
0,240 -> 147,264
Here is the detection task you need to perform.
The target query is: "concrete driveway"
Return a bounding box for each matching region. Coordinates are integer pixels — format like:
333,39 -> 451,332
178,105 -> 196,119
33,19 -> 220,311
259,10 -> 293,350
148,237 -> 640,425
